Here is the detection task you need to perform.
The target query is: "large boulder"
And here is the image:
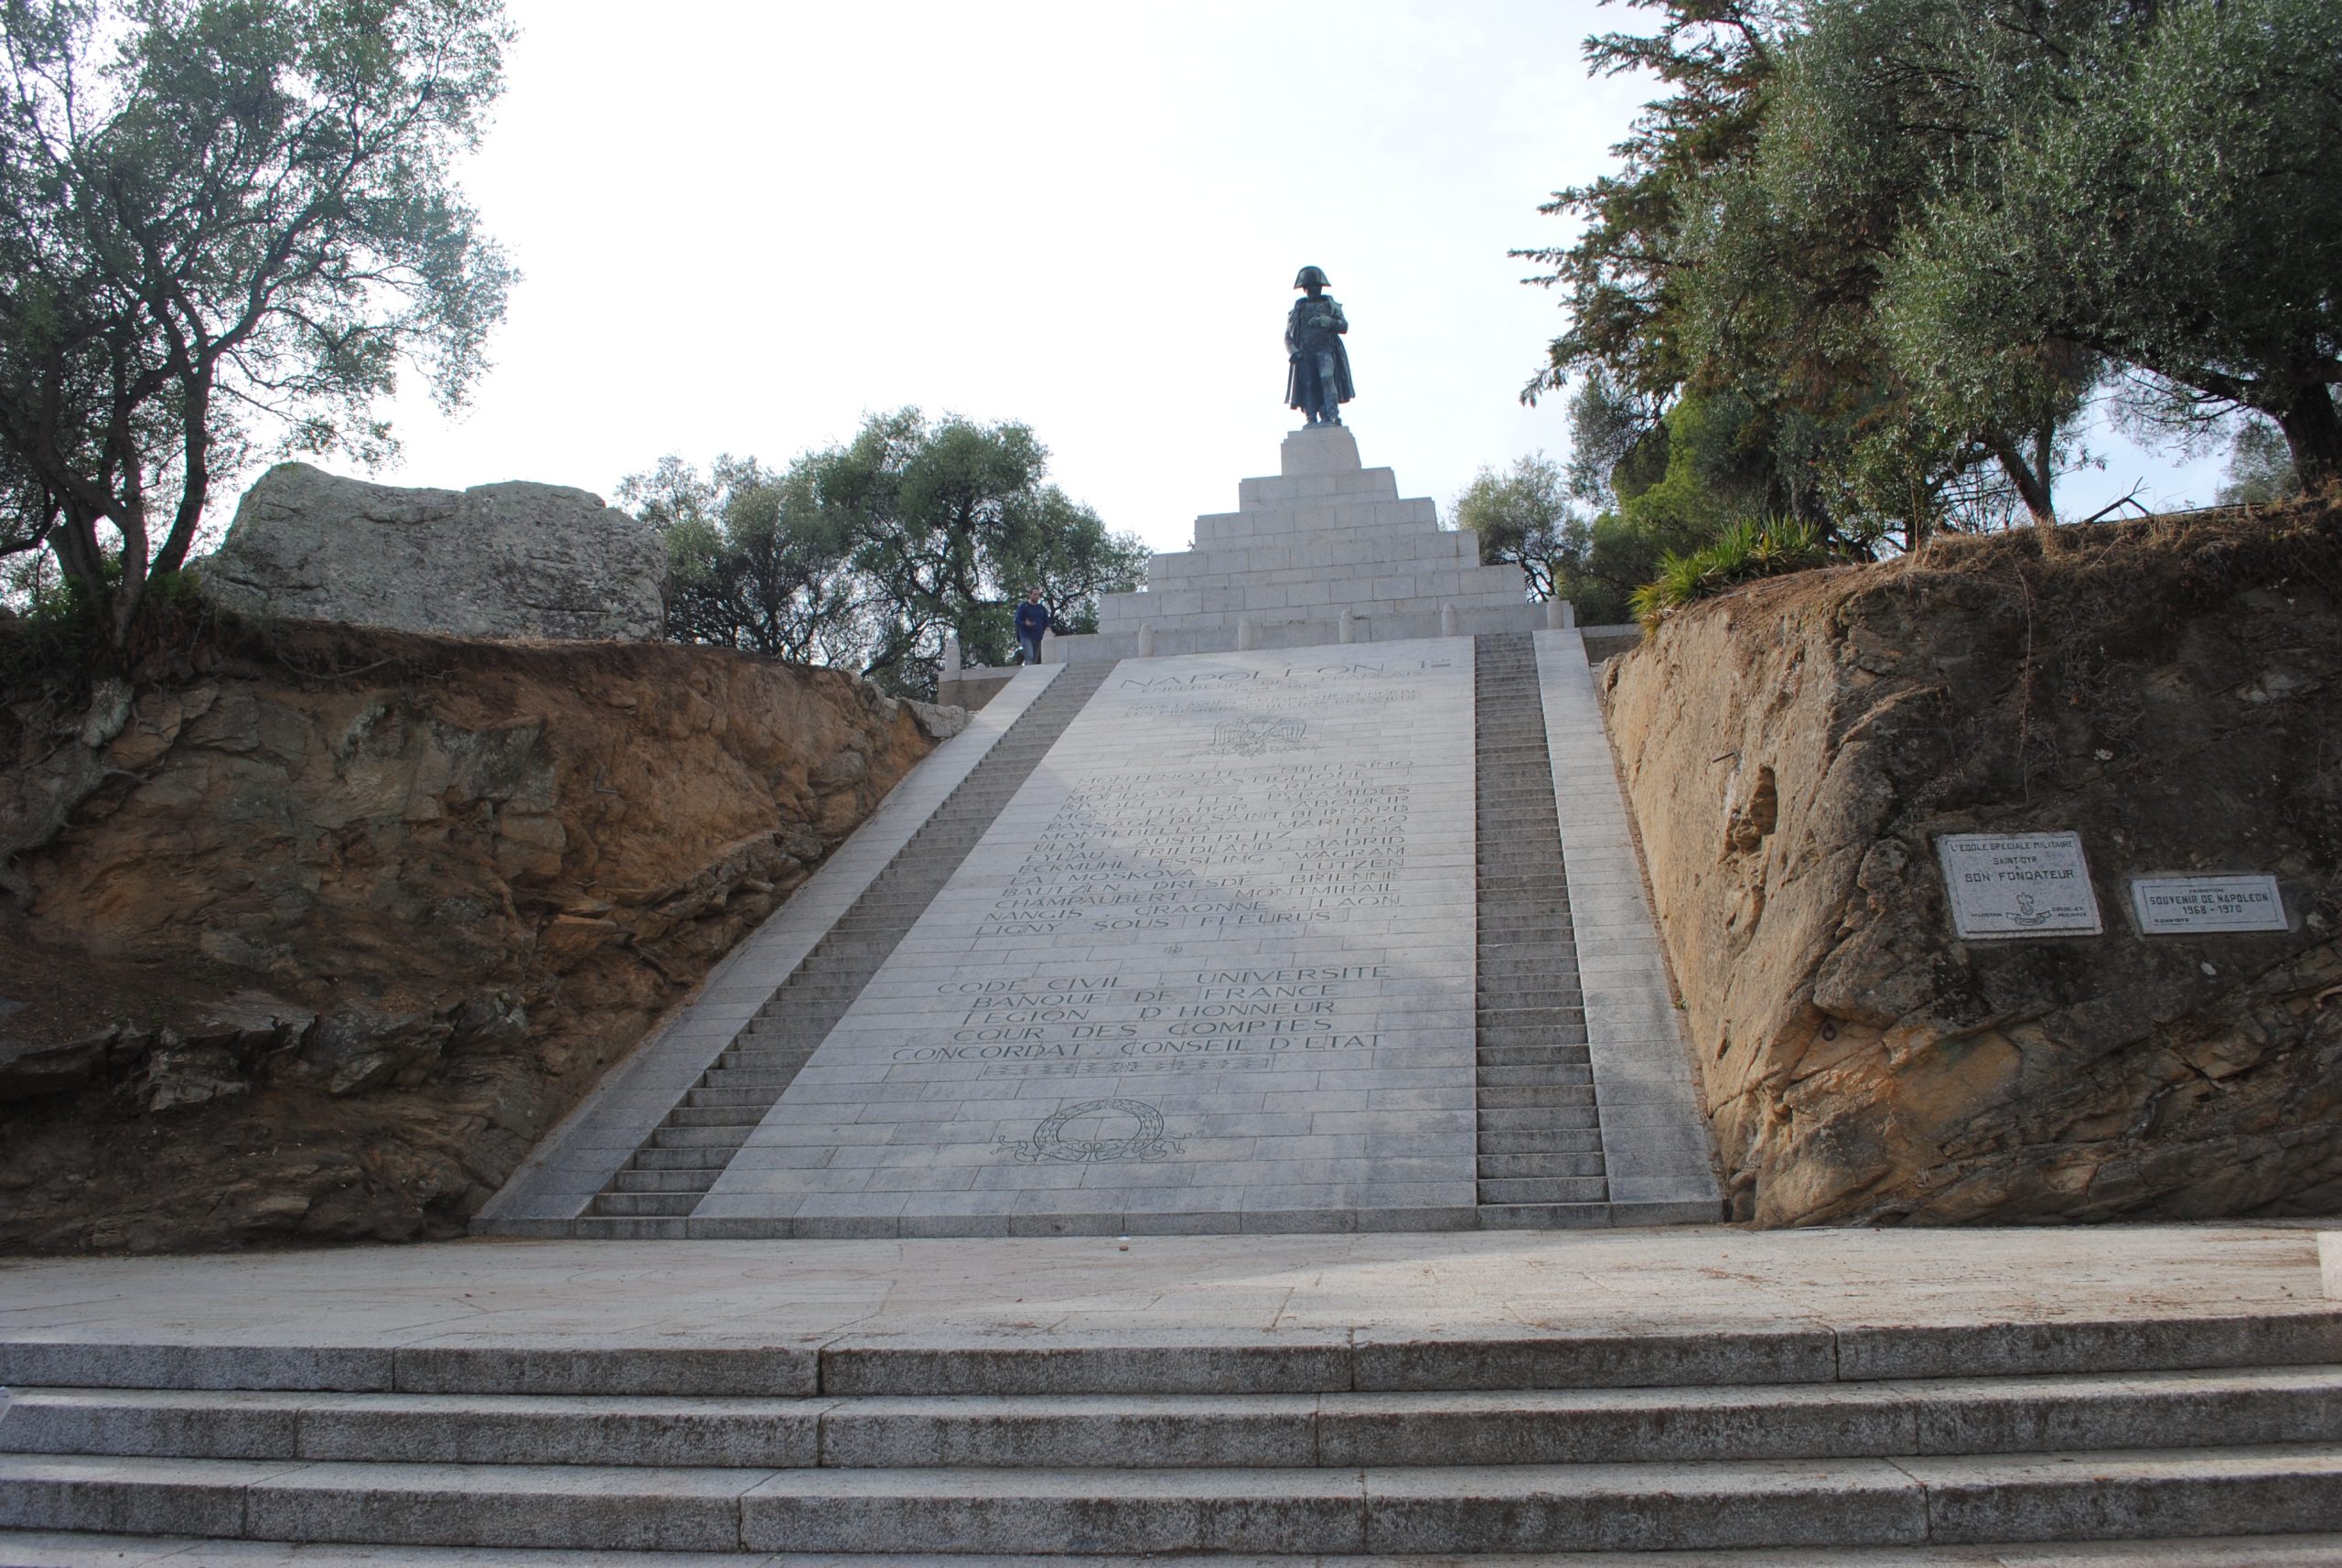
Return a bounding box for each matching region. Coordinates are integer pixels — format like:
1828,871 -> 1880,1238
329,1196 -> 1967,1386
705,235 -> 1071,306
199,463 -> 663,641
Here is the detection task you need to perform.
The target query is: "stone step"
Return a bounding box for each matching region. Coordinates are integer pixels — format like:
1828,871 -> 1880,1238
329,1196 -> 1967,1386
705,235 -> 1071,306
661,1106 -> 769,1129
1477,1084 -> 1596,1110
8,1532 -> 2342,1568
1478,1176 -> 1609,1205
1477,944 -> 1578,965
1478,1106 -> 1601,1132
717,1048 -> 820,1068
1478,990 -> 1587,1013
650,1125 -> 757,1148
1477,1127 -> 1606,1155
754,992 -> 867,1010
733,1026 -> 827,1045
1477,922 -> 1574,940
10,1368 -> 2340,1472
1477,1151 -> 1606,1179
571,1217 -> 685,1240
611,1168 -> 719,1193
1477,951 -> 1569,978
11,1444 -> 2342,1554
1477,1201 -> 1618,1230
735,1023 -> 846,1045
701,1069 -> 809,1090
1479,1015 -> 1592,1038
16,1312 -> 2337,1398
714,1058 -> 818,1078
785,964 -> 877,983
629,1146 -> 733,1170
687,1087 -> 792,1108
1476,1063 -> 1594,1088
1479,1023 -> 1590,1047
588,1192 -> 698,1218
1476,1045 -> 1593,1069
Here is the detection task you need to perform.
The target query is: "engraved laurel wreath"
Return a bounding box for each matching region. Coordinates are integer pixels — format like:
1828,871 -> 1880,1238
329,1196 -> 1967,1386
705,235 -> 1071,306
1001,1099 -> 1185,1164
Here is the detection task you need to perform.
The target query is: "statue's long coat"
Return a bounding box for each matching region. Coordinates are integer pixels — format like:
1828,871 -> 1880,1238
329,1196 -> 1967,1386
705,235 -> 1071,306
1284,296 -> 1355,408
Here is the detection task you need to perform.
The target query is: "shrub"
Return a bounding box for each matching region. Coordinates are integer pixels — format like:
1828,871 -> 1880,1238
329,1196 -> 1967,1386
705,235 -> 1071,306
1629,518 -> 1829,628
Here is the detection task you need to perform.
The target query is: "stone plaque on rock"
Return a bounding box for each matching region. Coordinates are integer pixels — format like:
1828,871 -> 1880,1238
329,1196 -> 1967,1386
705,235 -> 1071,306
2129,874 -> 2289,935
1938,831 -> 2102,940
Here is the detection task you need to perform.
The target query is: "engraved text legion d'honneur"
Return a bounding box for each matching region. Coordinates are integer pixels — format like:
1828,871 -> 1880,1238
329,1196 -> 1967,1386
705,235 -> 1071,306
708,641 -> 1479,1223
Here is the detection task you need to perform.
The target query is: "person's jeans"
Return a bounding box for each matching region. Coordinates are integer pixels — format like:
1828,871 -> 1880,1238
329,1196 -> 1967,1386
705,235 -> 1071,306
1018,632 -> 1042,665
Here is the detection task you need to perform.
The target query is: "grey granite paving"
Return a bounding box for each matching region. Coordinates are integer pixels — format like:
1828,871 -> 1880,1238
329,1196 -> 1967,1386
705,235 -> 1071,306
699,639 -> 1480,1236
1534,628 -> 1723,1218
477,668 -> 1066,1226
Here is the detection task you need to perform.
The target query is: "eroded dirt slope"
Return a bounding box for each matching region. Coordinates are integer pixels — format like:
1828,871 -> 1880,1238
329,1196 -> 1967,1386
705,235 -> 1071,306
1604,501 -> 2342,1225
0,624 -> 938,1251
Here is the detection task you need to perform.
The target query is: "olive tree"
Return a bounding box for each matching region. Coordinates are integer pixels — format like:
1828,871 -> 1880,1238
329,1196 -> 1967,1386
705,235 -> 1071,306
628,412 -> 1148,699
0,0 -> 515,653
1876,0 -> 2342,489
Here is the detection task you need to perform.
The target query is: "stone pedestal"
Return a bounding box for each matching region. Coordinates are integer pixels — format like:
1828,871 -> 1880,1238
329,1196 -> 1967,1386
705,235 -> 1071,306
1081,429 -> 1533,658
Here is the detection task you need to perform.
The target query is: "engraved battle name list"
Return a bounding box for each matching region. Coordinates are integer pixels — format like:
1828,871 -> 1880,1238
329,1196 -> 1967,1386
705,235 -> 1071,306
700,642 -> 1480,1234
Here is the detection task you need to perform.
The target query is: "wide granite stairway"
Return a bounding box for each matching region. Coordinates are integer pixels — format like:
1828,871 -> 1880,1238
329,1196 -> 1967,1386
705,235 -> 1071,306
6,1310 -> 2342,1560
1473,632 -> 1606,1225
580,660 -> 1116,1236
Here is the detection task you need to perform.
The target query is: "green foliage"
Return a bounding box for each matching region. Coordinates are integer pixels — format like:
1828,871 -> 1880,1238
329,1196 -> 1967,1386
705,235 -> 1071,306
0,547 -> 101,679
1458,413 -> 1810,627
1453,453 -> 1581,603
2217,420 -> 2303,508
1628,516 -> 1827,627
1869,0 -> 2342,488
1518,0 -> 1787,412
619,455 -> 867,666
1669,0 -> 2104,532
1521,0 -> 2342,546
0,0 -> 516,659
624,411 -> 1147,699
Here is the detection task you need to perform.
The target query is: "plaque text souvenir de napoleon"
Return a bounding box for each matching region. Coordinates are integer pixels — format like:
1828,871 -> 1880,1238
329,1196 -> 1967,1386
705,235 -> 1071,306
2128,873 -> 2290,935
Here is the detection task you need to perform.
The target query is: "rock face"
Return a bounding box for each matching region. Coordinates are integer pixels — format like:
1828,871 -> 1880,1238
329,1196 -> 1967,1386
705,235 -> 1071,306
200,463 -> 664,640
0,623 -> 941,1251
1603,501 -> 2342,1226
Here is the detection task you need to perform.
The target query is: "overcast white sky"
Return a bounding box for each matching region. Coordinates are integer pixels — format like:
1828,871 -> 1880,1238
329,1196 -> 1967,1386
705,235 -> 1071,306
381,0 -> 2222,556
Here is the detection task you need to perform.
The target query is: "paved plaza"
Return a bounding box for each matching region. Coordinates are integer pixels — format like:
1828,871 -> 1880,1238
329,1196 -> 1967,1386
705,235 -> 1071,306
3,1224 -> 2333,1351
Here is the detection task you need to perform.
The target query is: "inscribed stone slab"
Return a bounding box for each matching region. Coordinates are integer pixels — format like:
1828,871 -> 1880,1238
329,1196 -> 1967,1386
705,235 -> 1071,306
1937,832 -> 2103,940
2129,873 -> 2290,935
701,639 -> 1479,1231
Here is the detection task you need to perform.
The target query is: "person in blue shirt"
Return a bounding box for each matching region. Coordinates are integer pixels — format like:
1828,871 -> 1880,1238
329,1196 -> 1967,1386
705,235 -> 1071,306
1015,587 -> 1051,665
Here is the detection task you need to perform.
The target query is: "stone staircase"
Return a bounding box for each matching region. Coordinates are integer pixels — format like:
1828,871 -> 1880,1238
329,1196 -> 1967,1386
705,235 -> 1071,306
5,1312 -> 2342,1558
1473,632 -> 1606,1225
580,660 -> 1117,1236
